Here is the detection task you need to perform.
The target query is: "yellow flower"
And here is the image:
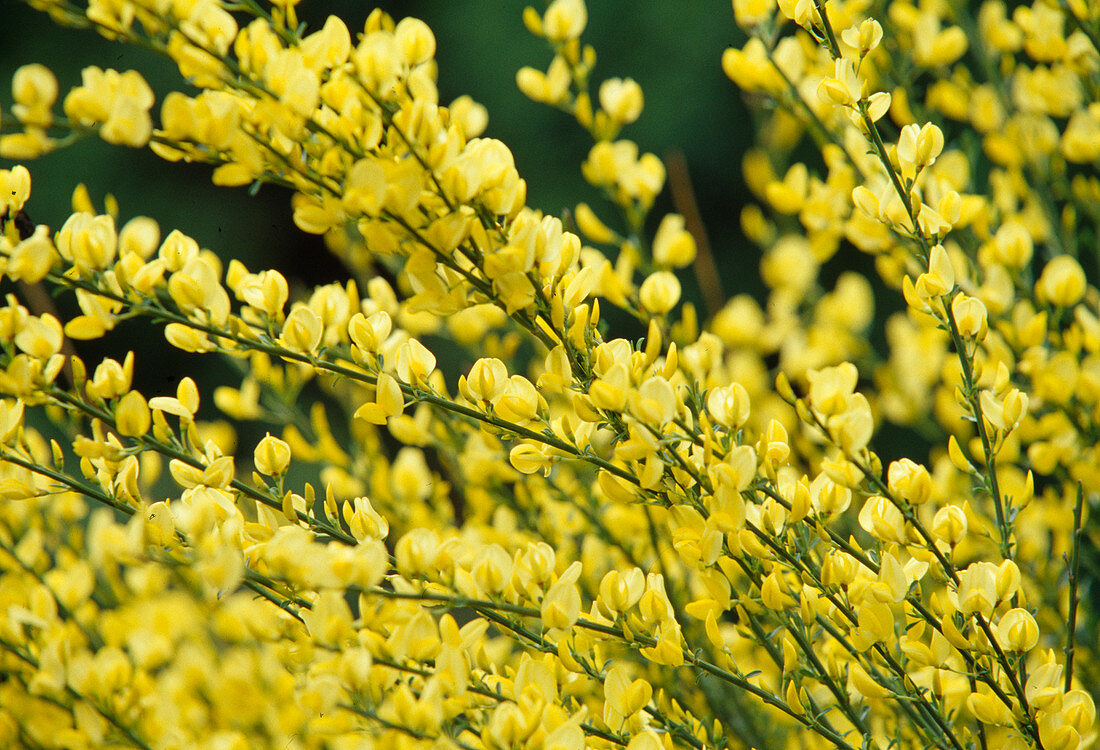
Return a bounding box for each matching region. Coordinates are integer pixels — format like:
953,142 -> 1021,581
598,568 -> 645,616
11,64 -> 58,128
348,310 -> 392,354
992,219 -> 1033,268
914,244 -> 955,299
461,357 -> 509,403
0,165 -> 32,213
598,77 -> 644,126
807,361 -> 858,417
912,13 -> 968,67
817,59 -> 862,108
858,496 -> 907,543
354,372 -> 405,425
496,375 -> 540,424
733,0 -> 775,28
897,122 -> 945,179
841,18 -> 883,56
395,338 -> 437,385
254,432 -> 291,476
301,590 -> 354,648
63,67 -> 154,148
852,599 -> 895,649
995,608 -> 1039,652
651,213 -> 696,268
279,306 -> 323,354
887,458 -> 932,505
541,561 -> 583,629
238,269 -> 289,318
1037,255 -> 1086,307
955,562 -> 997,618
13,314 -> 62,360
631,375 -> 677,425
56,212 -> 117,273
968,688 -> 1013,726
951,293 -> 988,340
932,504 -> 968,547
115,391 -> 151,437
638,271 -> 681,314
603,662 -> 652,726
343,496 -> 389,541
542,0 -> 587,42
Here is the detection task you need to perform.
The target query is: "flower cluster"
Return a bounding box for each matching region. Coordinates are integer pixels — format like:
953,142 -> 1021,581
0,0 -> 1096,748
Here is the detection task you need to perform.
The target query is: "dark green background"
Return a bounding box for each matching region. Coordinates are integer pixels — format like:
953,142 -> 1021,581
2,1 -> 752,292
1,0 -> 758,410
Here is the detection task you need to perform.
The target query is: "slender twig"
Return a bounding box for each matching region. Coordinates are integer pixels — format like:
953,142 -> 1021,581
665,148 -> 723,318
942,296 -> 1012,560
363,585 -> 861,750
49,270 -> 632,482
0,637 -> 154,750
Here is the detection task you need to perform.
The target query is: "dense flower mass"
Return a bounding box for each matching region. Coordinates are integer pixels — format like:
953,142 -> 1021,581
0,0 -> 1098,748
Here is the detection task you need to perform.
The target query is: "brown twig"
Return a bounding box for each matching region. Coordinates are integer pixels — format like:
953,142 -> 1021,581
665,148 -> 724,318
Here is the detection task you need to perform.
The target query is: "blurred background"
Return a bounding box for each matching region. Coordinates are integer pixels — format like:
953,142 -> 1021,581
2,0 -> 758,398
0,1 -> 946,462
1,0 -> 752,290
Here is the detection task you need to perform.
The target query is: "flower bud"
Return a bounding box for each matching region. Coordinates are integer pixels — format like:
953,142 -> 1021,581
932,504 -> 967,546
574,202 -> 615,244
952,294 -> 988,340
280,306 -> 323,354
707,382 -> 751,428
995,559 -> 1022,602
254,433 -> 291,476
993,219 -> 1033,268
639,271 -> 681,314
651,213 -> 696,268
995,608 -> 1039,652
887,458 -> 932,505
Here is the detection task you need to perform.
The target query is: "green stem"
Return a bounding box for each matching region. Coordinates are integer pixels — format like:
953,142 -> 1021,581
363,586 -> 861,750
0,636 -> 154,750
941,296 -> 1012,560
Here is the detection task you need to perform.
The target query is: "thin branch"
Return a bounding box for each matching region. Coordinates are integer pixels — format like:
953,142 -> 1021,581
665,148 -> 723,318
